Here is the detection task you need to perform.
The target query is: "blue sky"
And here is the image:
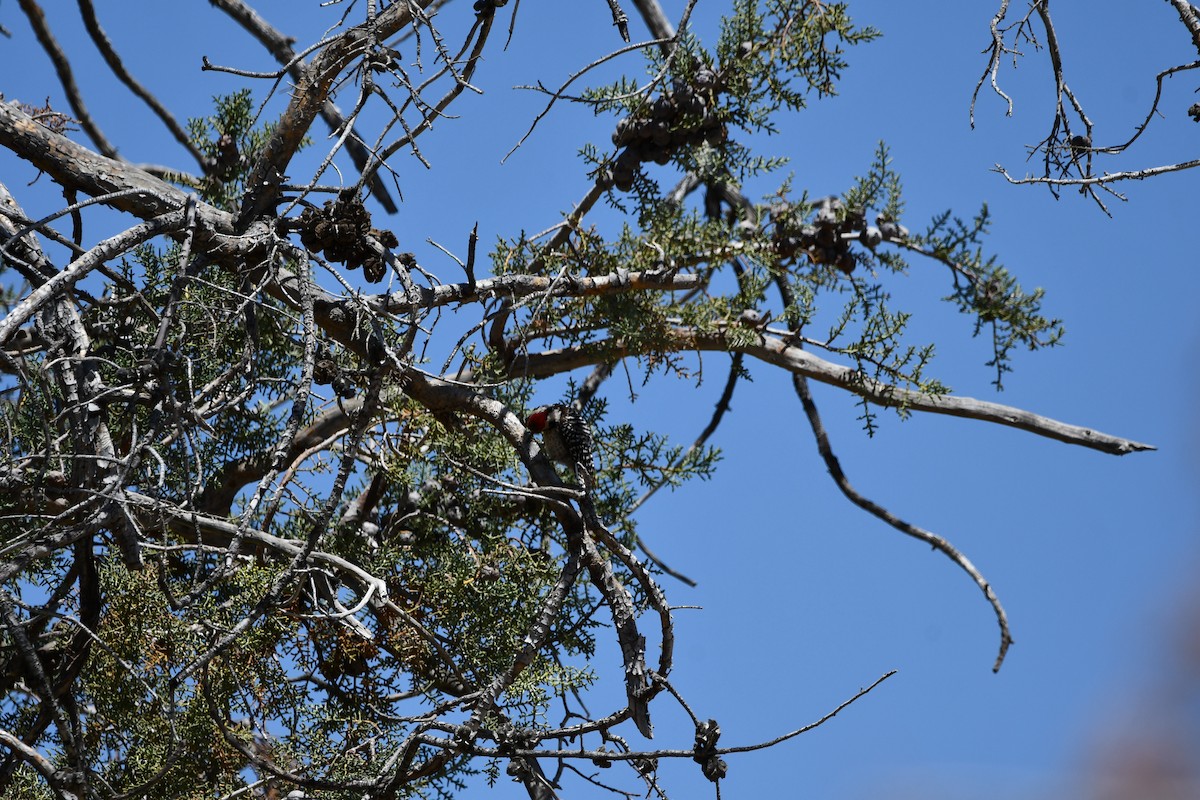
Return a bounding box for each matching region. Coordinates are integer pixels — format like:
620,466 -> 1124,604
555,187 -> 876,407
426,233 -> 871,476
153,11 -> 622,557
2,1 -> 1197,798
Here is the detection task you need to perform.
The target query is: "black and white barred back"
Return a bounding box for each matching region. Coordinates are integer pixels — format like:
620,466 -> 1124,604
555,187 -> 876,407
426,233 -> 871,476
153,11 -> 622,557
526,404 -> 595,480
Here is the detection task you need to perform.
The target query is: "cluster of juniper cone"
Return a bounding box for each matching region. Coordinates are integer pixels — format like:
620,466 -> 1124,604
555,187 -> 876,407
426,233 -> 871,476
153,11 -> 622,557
607,67 -> 729,192
692,719 -> 728,783
312,345 -> 358,399
770,195 -> 908,275
296,191 -> 398,283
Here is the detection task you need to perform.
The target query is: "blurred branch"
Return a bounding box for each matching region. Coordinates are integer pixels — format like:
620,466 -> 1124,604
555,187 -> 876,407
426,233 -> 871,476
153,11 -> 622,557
16,0 -> 119,158
76,0 -> 208,171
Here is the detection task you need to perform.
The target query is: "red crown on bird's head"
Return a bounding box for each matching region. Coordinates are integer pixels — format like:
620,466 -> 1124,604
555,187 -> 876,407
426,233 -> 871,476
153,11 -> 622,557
525,407 -> 551,432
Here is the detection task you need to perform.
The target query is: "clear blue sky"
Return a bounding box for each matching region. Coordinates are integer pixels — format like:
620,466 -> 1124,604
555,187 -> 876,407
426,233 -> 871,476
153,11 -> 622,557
2,2 -> 1196,798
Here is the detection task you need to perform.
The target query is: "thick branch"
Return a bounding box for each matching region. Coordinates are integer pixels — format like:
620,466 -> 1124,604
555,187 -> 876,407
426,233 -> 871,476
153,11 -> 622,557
1167,0 -> 1200,54
0,101 -> 233,232
630,0 -> 676,52
206,320 -> 1153,576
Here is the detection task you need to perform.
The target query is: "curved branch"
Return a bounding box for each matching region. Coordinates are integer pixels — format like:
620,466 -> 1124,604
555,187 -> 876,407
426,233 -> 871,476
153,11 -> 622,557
0,207 -> 187,345
970,0 -> 1015,126
791,372 -> 1013,671
1101,60 -> 1200,155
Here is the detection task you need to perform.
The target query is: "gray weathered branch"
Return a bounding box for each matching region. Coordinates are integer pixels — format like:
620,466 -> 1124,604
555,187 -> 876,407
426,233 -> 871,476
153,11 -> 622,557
509,329 -> 1155,456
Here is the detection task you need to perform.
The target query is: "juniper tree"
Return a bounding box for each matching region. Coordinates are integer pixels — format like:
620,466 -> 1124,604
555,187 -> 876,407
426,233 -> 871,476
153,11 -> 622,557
0,2 -> 1153,799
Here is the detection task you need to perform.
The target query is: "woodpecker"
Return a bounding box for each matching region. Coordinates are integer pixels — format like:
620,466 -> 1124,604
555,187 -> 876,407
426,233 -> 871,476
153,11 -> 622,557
525,404 -> 595,483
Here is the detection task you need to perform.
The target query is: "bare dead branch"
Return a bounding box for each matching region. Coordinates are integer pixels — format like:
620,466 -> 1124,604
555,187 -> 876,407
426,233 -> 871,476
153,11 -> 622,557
793,371 -> 1014,670
604,0 -> 632,43
0,101 -> 234,232
630,0 -> 677,47
353,11 -> 495,192
238,1 -> 436,228
509,329 -> 1154,455
1166,0 -> 1200,53
207,0 -> 398,212
994,157 -> 1200,188
974,1 -> 1200,207
716,670 -> 897,753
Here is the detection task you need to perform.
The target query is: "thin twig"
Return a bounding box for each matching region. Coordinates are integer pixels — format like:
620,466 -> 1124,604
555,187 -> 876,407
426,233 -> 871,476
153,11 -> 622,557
717,671 -> 897,753
994,158 -> 1200,187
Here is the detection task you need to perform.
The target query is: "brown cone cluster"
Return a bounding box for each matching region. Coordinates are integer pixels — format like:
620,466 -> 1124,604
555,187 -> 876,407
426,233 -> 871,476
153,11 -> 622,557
298,190 -> 398,283
771,196 -> 906,275
607,68 -> 729,192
